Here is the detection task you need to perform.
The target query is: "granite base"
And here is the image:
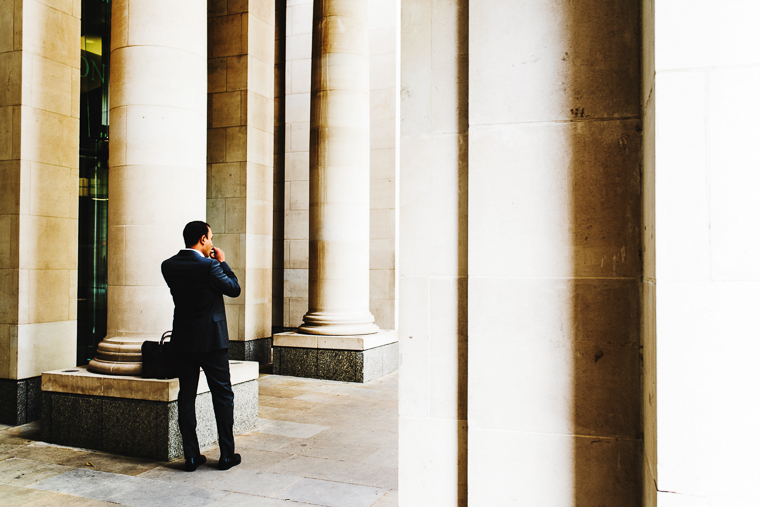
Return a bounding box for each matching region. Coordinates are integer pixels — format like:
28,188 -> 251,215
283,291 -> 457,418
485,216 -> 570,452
229,338 -> 272,365
0,376 -> 42,425
273,340 -> 399,383
39,362 -> 259,460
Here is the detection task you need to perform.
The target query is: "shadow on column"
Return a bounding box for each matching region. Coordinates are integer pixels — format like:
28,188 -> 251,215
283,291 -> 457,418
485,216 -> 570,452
566,0 -> 643,504
457,0 -> 469,504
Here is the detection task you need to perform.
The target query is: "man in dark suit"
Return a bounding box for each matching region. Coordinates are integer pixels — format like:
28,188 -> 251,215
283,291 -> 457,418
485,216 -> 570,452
161,221 -> 242,472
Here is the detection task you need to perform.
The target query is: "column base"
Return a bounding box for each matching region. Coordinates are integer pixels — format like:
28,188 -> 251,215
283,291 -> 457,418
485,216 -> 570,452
0,377 -> 42,426
273,330 -> 398,383
298,312 -> 380,336
40,361 -> 259,460
87,336 -> 146,376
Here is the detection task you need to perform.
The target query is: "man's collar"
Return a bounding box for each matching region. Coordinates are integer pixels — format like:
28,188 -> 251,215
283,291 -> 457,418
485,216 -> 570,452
181,248 -> 205,258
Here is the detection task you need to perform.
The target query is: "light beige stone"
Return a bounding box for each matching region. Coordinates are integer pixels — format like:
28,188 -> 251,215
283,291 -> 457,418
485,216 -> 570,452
469,0 -> 640,126
19,106 -> 78,168
286,33 -> 312,61
249,14 -> 275,65
468,121 -> 641,279
110,46 -> 200,111
22,0 -> 79,67
27,269 -> 70,323
15,320 -> 76,378
127,0 -> 206,54
399,416 -> 463,506
43,361 -> 257,401
30,54 -> 71,115
29,162 -> 71,218
18,215 -> 77,271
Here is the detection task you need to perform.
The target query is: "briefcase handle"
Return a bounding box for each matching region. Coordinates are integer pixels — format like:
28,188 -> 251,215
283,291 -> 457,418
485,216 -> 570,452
161,331 -> 172,345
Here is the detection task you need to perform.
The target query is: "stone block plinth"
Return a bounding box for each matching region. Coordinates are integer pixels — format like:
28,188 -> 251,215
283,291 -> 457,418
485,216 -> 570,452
273,330 -> 398,383
39,361 -> 259,460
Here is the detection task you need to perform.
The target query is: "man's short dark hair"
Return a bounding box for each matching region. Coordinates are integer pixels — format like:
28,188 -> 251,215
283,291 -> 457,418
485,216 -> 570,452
183,221 -> 210,247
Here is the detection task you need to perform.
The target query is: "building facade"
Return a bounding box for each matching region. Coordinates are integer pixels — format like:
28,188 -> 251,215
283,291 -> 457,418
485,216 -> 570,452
1,0 -> 759,505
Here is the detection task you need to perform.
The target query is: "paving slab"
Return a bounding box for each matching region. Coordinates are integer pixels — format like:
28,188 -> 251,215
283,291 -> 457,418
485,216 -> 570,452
254,419 -> 328,439
276,478 -> 386,507
206,469 -> 302,496
107,476 -> 228,507
208,493 -> 311,506
0,458 -> 72,486
266,455 -> 391,487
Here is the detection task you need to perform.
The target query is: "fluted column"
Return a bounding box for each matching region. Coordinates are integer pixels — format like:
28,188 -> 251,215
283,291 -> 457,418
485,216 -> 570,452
298,0 -> 378,336
88,0 -> 207,375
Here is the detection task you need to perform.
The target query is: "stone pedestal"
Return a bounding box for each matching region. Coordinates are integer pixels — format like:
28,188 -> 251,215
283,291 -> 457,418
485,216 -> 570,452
273,330 -> 398,383
40,362 -> 258,460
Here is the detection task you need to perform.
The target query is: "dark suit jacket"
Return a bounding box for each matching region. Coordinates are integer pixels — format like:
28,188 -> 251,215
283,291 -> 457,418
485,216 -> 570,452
161,250 -> 241,353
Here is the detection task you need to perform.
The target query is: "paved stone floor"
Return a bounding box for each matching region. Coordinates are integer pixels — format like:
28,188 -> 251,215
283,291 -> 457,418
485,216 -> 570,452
0,372 -> 398,507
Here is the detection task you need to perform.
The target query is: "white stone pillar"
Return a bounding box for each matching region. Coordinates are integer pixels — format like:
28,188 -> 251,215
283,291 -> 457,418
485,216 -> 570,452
88,0 -> 207,375
298,0 -> 378,336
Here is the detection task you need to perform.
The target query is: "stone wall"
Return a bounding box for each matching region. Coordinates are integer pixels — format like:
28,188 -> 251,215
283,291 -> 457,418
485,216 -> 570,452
646,1 -> 760,505
207,0 -> 274,360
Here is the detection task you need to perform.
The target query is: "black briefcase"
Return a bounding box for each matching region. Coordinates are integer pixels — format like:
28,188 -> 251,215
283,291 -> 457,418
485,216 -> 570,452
141,331 -> 178,379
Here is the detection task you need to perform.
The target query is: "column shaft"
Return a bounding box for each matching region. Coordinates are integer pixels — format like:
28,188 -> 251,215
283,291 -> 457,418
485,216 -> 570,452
88,0 -> 207,375
299,0 -> 378,336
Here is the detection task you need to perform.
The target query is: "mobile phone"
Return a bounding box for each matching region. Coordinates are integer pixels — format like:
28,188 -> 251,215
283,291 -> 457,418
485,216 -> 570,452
210,248 -> 216,258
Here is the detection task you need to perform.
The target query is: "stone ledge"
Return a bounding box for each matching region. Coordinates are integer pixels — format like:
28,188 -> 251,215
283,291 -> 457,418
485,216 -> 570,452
273,341 -> 399,383
39,361 -> 260,460
41,361 -> 259,402
274,329 -> 398,351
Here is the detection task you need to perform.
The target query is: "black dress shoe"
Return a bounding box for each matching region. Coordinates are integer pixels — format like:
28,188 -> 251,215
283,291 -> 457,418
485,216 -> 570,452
218,453 -> 241,470
184,455 -> 206,472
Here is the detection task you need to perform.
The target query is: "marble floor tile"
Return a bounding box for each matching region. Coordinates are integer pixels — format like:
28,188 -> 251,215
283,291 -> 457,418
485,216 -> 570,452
206,469 -> 302,496
266,455 -> 392,487
276,478 -> 386,507
254,419 -> 328,439
0,458 -> 72,487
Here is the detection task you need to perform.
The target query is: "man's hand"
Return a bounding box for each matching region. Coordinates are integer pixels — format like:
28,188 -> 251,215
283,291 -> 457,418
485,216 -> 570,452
211,247 -> 226,263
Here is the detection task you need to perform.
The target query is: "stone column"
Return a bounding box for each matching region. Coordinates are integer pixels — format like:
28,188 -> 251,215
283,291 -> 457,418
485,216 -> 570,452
298,0 -> 378,336
88,0 -> 207,375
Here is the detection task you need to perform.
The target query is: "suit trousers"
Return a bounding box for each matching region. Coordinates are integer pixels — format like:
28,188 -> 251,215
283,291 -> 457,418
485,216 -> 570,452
176,348 -> 235,459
